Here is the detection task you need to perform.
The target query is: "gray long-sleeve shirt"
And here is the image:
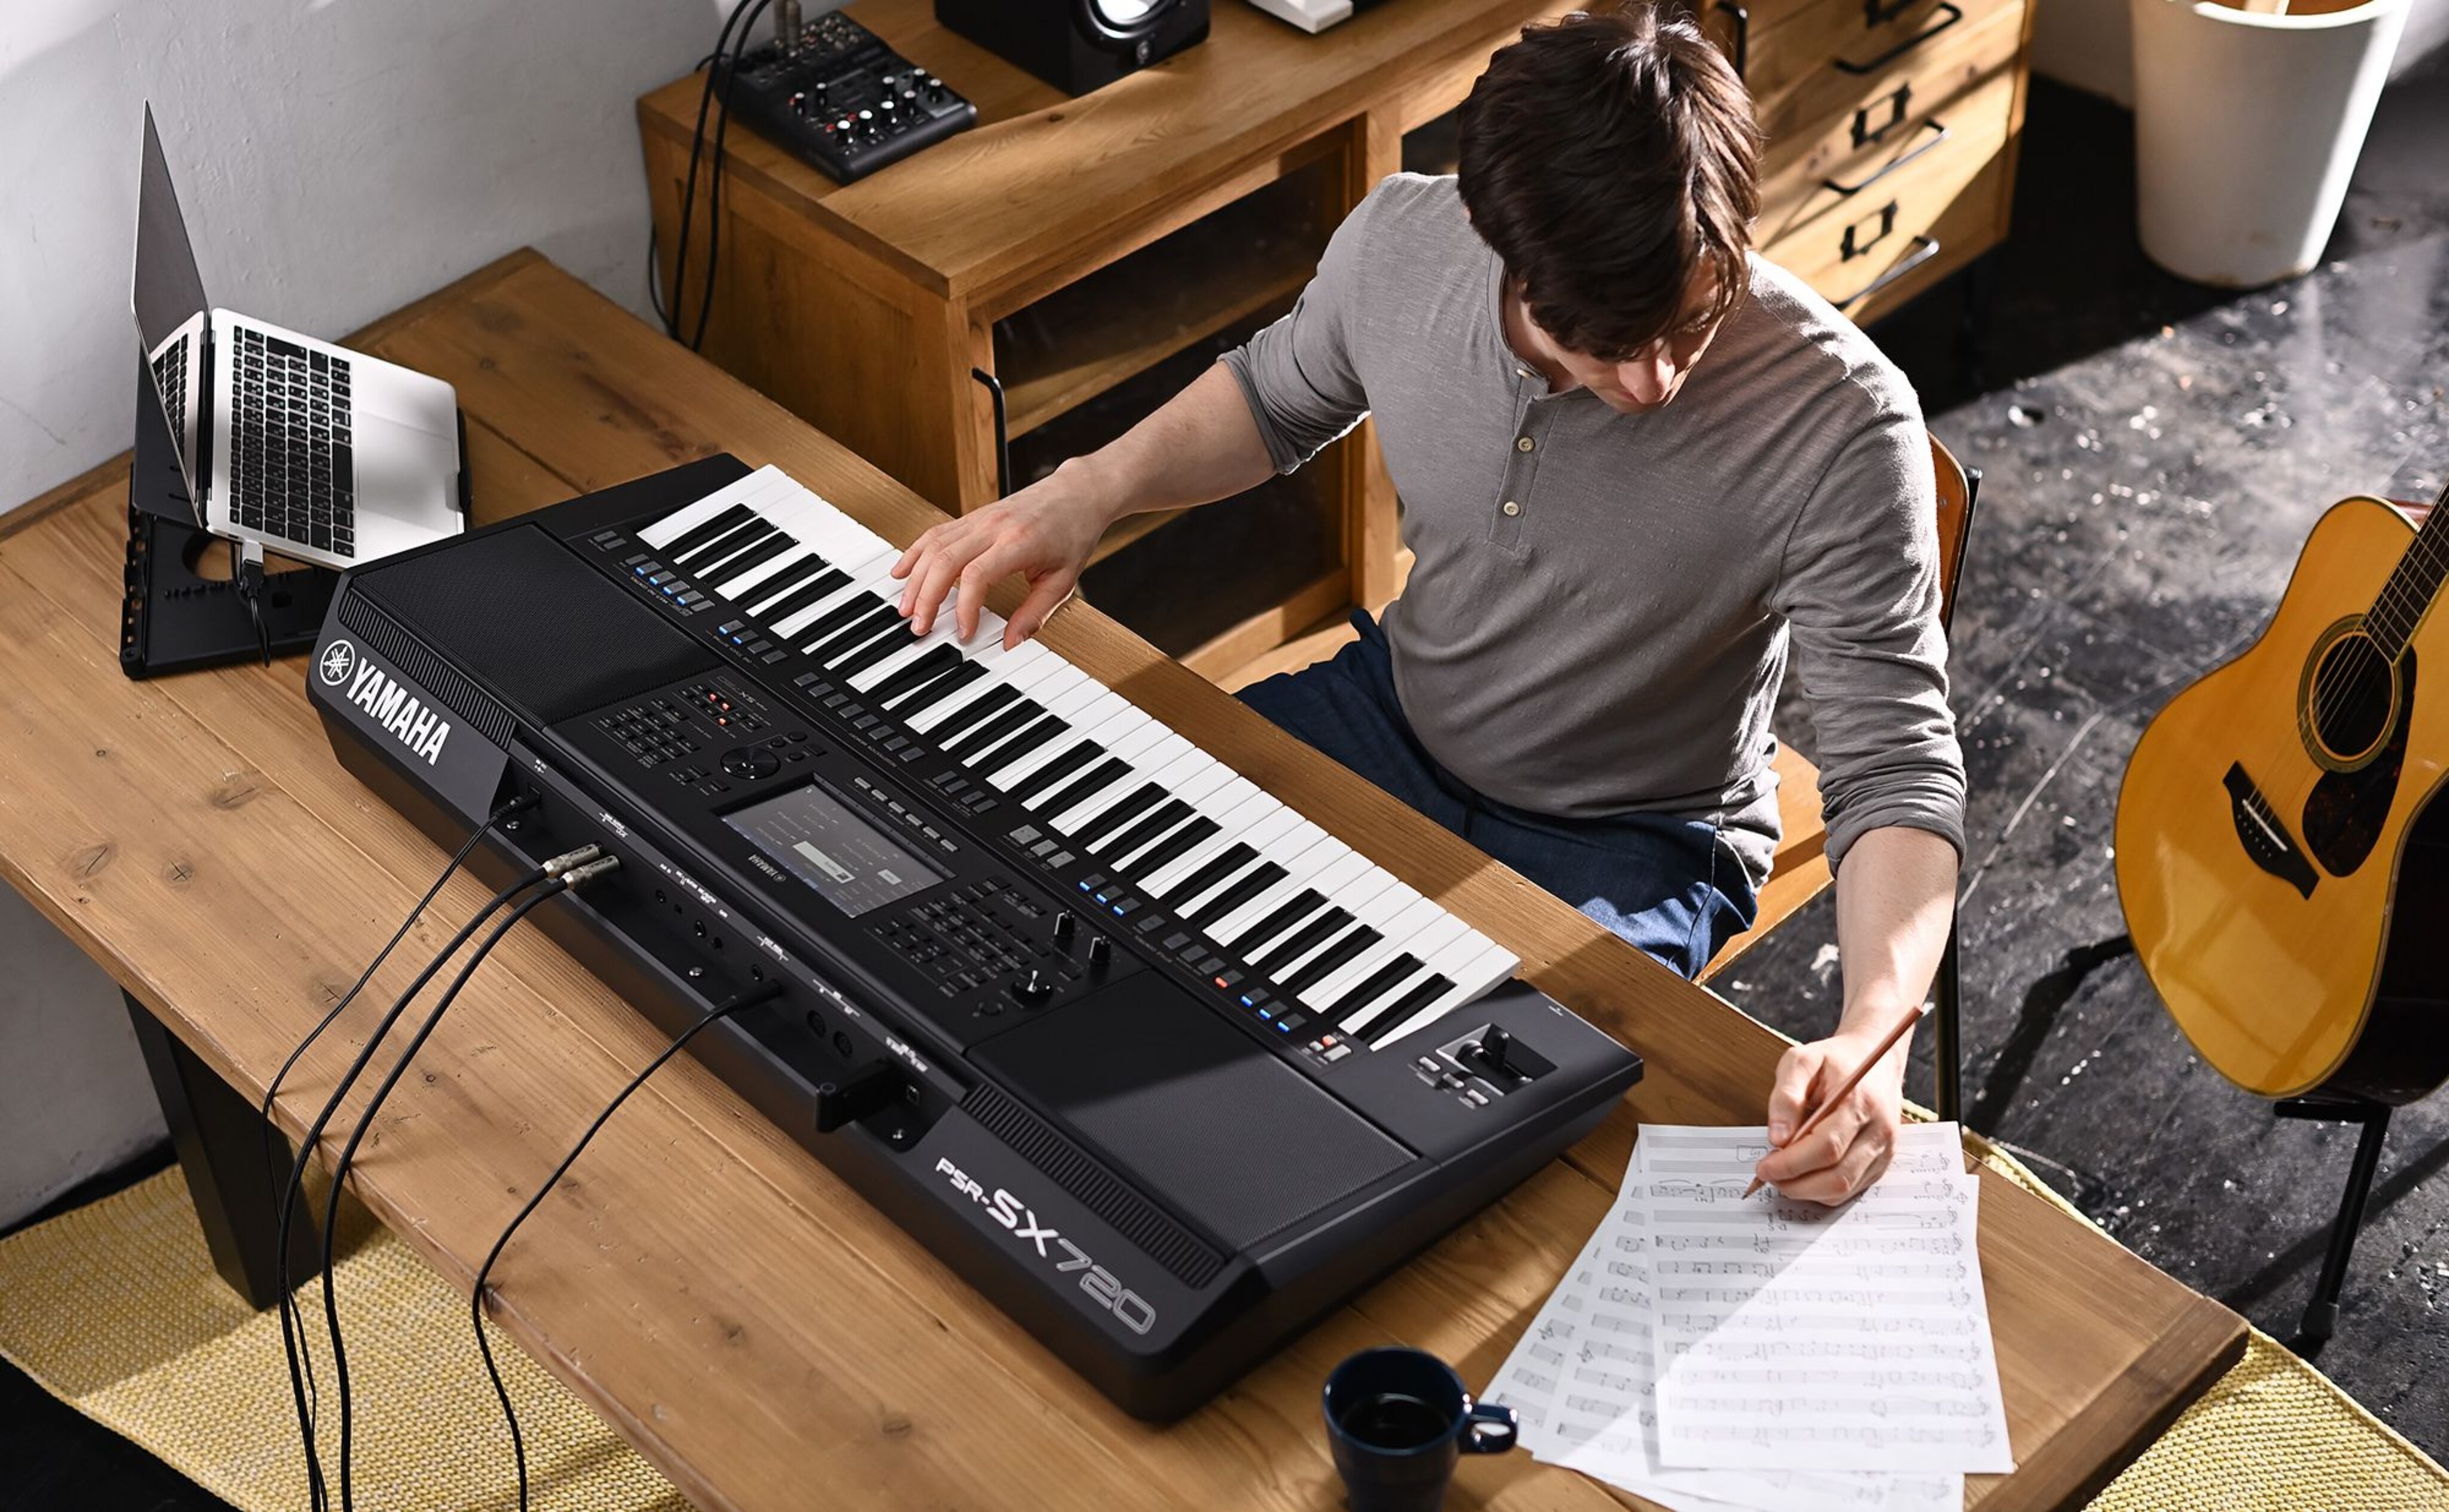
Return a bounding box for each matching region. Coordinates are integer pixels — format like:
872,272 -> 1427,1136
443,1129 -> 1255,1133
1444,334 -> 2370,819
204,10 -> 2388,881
1220,174 -> 1964,886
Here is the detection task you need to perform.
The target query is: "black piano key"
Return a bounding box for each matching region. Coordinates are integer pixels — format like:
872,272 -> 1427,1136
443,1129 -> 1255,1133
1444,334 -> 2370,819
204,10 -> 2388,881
1364,974 -> 1454,1034
760,567 -> 851,626
945,699 -> 1044,759
1098,799 -> 1194,865
1033,756 -> 1132,819
1282,924 -> 1382,994
1164,843 -> 1257,908
970,713 -> 1067,776
807,603 -> 904,667
1119,814 -> 1216,878
1328,956 -> 1428,1021
661,503 -> 756,561
1006,740 -> 1101,805
695,524 -> 784,581
741,552 -> 826,612
674,517 -> 770,571
868,643 -> 964,705
706,530 -> 794,588
926,683 -> 1019,745
1251,907 -> 1353,977
888,657 -> 985,714
835,624 -> 927,681
1232,890 -> 1328,955
1069,783 -> 1165,848
1186,861 -> 1286,927
795,591 -> 891,650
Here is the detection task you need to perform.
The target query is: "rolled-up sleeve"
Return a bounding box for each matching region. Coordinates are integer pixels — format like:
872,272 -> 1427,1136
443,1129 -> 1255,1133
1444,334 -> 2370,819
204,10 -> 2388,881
1219,194 -> 1375,473
1771,404 -> 1966,869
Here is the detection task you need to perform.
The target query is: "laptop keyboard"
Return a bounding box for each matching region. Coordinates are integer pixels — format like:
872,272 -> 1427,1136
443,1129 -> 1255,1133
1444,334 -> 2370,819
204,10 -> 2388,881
230,329 -> 356,558
151,338 -> 189,444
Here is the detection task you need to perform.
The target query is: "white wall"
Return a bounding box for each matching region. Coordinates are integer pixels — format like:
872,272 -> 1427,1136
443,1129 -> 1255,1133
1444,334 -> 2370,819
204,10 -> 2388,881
2036,0 -> 2449,105
0,0 -> 741,1226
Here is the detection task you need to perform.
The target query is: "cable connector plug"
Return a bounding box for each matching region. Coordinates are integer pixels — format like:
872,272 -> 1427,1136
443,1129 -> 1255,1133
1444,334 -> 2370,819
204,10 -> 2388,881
560,857 -> 623,890
541,844 -> 603,877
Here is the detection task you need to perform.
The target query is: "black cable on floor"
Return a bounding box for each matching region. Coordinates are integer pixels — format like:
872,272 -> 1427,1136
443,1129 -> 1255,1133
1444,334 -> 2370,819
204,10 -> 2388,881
317,877 -> 583,1512
274,866 -> 551,1512
471,979 -> 783,1511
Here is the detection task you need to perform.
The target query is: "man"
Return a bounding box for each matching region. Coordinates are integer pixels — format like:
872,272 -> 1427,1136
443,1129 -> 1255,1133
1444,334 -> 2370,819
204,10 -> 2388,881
889,4 -> 1964,1204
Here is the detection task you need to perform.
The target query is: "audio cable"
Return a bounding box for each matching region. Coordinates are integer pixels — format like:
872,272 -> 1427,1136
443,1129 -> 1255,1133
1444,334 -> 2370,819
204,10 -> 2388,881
315,854 -> 624,1512
472,976 -> 785,1511
657,0 -> 769,349
273,841 -> 603,1512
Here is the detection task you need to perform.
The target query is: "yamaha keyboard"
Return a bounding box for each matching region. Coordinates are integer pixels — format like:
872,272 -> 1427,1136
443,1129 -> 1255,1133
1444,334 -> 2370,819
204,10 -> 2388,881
308,455 -> 1641,1418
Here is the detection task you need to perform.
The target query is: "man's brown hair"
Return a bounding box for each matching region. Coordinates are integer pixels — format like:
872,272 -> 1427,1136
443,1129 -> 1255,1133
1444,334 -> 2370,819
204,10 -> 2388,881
1456,4 -> 1763,362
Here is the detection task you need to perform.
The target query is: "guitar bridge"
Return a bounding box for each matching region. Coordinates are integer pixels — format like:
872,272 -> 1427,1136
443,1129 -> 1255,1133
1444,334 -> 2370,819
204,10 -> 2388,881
2224,763 -> 2318,898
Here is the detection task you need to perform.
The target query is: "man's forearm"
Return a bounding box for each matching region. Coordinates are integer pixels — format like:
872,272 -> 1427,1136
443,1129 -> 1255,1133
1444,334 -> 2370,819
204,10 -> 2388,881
1069,364 -> 1281,524
1831,825 -> 1959,1035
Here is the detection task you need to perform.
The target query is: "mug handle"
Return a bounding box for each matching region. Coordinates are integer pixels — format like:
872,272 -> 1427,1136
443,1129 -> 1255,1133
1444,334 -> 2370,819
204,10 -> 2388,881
1461,1400 -> 1519,1455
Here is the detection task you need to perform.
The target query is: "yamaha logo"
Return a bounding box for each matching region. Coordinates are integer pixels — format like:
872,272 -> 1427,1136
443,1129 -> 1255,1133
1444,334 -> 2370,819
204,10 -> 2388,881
341,654 -> 453,768
319,639 -> 357,686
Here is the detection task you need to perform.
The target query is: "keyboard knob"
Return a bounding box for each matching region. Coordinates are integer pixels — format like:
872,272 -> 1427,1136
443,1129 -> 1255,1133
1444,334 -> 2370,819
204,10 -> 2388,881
1052,910 -> 1077,946
1086,936 -> 1113,972
1010,969 -> 1054,1008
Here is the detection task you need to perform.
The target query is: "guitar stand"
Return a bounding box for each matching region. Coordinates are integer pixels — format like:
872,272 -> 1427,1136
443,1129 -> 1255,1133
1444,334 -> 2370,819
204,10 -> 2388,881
2273,1093 -> 2393,1345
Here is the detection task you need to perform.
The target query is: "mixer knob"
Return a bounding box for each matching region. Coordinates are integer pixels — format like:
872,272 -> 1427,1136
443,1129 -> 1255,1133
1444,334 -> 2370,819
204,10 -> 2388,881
1009,969 -> 1054,1008
1087,936 -> 1113,972
787,91 -> 807,114
1052,910 -> 1077,945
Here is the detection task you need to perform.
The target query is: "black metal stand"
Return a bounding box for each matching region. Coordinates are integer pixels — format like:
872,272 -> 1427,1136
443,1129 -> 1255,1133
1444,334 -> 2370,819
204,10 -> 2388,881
120,355 -> 336,679
124,991 -> 322,1308
2273,1093 -> 2393,1344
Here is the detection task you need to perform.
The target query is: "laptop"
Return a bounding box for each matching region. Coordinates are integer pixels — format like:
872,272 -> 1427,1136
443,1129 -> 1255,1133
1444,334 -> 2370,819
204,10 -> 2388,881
131,105 -> 465,570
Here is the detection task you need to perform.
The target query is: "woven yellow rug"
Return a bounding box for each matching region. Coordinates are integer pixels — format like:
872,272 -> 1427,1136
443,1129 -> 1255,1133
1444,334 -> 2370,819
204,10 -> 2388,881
0,1167 -> 688,1512
1,1151 -> 2442,1511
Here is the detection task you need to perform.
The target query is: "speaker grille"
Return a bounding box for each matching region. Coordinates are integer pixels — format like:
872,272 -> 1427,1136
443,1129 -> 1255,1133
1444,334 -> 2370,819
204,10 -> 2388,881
338,590 -> 516,750
964,1083 -> 1226,1290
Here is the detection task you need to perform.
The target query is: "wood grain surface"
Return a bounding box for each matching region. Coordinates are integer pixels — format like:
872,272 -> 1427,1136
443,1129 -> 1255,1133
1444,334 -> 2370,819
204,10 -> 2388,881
0,251 -> 2242,1512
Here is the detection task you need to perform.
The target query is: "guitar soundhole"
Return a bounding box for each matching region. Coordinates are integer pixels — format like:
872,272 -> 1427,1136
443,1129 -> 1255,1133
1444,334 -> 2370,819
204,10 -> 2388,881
2307,631 -> 2396,764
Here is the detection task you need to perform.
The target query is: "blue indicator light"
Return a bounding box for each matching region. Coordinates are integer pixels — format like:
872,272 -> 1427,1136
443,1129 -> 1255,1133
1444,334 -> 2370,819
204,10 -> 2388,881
1257,1007 -> 1273,1020
1078,879 -> 1094,892
1239,994 -> 1259,1007
1275,1021 -> 1292,1033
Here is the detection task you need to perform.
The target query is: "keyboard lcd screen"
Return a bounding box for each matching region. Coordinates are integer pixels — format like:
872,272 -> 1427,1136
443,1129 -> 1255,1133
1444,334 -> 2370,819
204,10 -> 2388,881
723,781 -> 943,918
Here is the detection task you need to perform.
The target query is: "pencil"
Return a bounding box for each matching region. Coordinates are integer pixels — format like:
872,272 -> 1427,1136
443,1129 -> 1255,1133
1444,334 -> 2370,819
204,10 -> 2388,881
1743,999 -> 1934,1198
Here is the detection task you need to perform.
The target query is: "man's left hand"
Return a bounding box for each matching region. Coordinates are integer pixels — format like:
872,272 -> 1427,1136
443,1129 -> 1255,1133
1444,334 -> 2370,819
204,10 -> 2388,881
1752,1025 -> 1910,1204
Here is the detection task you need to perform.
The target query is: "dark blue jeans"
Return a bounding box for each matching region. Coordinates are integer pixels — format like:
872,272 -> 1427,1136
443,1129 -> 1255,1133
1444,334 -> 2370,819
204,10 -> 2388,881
1236,615 -> 1757,979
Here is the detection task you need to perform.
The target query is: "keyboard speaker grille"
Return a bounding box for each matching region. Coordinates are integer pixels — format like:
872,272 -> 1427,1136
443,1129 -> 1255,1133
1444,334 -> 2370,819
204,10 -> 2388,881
964,1083 -> 1227,1290
338,590 -> 516,751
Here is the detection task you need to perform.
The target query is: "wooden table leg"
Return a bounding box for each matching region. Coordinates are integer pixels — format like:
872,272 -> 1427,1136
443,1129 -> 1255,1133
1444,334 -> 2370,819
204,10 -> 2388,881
123,991 -> 322,1308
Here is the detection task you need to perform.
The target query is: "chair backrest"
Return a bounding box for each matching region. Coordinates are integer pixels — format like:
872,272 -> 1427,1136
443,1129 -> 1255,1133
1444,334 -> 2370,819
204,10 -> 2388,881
1929,433 -> 1978,637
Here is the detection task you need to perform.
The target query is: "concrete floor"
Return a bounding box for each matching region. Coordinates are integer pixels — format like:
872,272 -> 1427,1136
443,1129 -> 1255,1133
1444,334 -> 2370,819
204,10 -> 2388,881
1725,57 -> 2449,1457
7,54 -> 2447,1510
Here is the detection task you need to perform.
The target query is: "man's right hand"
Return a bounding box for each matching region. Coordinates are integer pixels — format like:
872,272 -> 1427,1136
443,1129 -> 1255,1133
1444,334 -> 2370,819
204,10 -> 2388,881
890,460 -> 1114,649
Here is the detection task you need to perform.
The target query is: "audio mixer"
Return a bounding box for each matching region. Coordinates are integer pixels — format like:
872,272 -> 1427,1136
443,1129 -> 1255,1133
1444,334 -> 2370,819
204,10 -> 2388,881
717,10 -> 976,184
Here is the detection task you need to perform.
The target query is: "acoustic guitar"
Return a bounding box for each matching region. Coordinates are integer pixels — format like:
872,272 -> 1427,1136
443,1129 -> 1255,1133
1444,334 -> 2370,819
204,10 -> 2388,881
2117,483 -> 2449,1104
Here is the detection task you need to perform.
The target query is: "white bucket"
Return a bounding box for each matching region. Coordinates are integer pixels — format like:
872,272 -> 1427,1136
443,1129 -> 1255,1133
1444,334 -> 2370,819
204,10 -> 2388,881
2130,0 -> 2411,287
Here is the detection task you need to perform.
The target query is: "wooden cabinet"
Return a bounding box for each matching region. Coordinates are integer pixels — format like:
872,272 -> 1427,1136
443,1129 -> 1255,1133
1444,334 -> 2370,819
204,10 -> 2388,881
637,0 -> 2030,684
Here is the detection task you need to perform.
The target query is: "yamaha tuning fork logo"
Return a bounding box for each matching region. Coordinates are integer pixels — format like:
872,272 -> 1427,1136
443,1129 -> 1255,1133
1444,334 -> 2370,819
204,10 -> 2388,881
325,639 -> 453,767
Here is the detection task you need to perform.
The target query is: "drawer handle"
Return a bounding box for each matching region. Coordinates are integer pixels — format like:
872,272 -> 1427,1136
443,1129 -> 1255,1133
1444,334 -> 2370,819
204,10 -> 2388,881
1852,83 -> 1913,147
1839,234 -> 1941,308
972,367 -> 1010,499
1711,0 -> 1751,80
1841,200 -> 1899,261
1833,1 -> 1964,75
1825,118 -> 1951,195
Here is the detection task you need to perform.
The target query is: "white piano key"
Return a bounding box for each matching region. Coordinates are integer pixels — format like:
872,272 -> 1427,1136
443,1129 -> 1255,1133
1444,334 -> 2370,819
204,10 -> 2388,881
1140,792 -> 1281,895
1214,845 -> 1362,946
1338,917 -> 1474,1036
1300,894 -> 1442,1015
1045,726 -> 1169,831
985,686 -> 1111,790
1169,809 -> 1307,912
906,670 -> 1012,734
638,468 -> 782,548
845,624 -> 955,694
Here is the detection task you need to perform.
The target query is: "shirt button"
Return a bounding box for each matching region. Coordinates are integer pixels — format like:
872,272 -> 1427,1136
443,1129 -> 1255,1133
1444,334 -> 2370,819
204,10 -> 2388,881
1516,436 -> 1535,453
1501,500 -> 1521,517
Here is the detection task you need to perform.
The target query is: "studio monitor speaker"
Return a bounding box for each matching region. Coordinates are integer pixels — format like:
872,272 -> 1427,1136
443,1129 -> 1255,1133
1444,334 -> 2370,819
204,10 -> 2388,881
935,0 -> 1211,96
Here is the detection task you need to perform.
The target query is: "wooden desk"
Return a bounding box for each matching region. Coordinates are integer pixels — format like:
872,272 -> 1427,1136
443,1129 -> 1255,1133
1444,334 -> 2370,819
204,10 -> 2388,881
637,0 -> 2033,681
0,251 -> 2236,1512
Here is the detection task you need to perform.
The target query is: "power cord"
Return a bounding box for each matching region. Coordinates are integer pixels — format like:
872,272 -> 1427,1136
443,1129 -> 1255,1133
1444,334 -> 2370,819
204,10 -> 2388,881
472,976 -> 785,1511
316,856 -> 623,1512
691,0 -> 775,352
658,0 -> 769,348
274,842 -> 601,1512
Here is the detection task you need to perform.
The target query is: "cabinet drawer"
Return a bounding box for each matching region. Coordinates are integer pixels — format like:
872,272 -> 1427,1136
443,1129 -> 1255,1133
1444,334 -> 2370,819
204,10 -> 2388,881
1757,0 -> 2023,230
1699,0 -> 2016,133
1760,73 -> 2010,309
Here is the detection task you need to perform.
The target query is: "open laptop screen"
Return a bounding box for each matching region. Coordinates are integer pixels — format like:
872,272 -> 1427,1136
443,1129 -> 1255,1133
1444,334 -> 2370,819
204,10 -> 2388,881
132,105 -> 209,511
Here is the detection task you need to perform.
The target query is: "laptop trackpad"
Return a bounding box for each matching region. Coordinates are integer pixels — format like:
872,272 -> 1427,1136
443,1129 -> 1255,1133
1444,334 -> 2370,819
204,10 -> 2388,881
971,975 -> 1412,1250
352,413 -> 458,517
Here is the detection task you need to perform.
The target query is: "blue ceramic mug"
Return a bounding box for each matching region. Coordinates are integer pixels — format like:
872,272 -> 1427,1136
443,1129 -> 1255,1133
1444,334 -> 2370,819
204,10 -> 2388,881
1321,1346 -> 1519,1512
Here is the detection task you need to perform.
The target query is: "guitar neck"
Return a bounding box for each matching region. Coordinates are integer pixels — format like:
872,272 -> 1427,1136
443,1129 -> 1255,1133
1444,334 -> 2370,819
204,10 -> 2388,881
2368,475 -> 2449,659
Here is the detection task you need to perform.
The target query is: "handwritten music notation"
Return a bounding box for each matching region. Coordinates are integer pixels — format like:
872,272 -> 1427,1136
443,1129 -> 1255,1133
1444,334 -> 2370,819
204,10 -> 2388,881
1481,1121 -> 2010,1512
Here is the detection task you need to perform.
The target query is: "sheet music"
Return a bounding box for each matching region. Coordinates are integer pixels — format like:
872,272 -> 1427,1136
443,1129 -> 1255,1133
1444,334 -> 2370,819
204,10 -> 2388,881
1483,1122 -> 2010,1511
